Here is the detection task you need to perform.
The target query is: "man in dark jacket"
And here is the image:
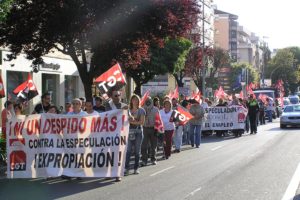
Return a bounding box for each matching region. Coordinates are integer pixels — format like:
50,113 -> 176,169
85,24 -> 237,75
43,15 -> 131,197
247,94 -> 259,134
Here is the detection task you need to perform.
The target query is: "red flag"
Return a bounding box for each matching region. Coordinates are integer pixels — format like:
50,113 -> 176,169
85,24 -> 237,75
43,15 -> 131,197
258,93 -> 267,103
248,87 -> 255,98
154,112 -> 164,133
94,63 -> 126,95
140,90 -> 150,107
215,86 -> 225,99
239,91 -> 244,99
167,90 -> 174,99
13,73 -> 38,102
192,91 -> 201,103
171,86 -> 179,99
176,105 -> 194,125
0,74 -> 5,98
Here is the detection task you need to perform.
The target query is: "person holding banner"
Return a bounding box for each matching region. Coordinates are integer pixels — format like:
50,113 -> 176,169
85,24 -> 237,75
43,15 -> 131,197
85,100 -> 98,115
124,95 -> 146,176
1,101 -> 14,139
189,99 -> 205,148
105,87 -> 128,182
160,100 -> 175,159
67,98 -> 87,115
32,92 -> 52,114
141,97 -> 160,166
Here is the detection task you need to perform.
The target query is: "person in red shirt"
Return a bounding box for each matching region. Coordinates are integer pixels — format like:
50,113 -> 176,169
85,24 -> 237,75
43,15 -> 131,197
1,101 -> 13,139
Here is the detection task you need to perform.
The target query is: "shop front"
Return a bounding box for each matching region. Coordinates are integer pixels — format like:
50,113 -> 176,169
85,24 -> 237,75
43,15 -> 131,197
0,50 -> 84,114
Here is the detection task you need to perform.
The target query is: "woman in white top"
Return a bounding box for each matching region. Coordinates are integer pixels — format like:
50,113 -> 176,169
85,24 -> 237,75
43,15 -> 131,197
159,100 -> 175,159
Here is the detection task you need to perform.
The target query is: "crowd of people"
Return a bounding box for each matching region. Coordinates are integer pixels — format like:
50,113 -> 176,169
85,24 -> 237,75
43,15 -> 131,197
1,87 -> 277,181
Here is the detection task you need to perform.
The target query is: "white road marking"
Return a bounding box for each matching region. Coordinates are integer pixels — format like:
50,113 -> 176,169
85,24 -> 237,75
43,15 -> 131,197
79,179 -> 102,184
47,179 -> 69,184
211,145 -> 224,151
28,178 -> 45,181
282,162 -> 300,200
150,166 -> 175,177
184,187 -> 202,199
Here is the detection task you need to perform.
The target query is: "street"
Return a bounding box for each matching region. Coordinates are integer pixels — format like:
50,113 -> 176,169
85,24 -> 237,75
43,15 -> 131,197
1,120 -> 300,200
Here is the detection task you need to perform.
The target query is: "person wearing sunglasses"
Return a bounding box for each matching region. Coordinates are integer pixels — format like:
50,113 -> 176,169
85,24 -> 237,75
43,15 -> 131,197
32,92 -> 52,114
105,87 -> 128,182
105,87 -> 128,111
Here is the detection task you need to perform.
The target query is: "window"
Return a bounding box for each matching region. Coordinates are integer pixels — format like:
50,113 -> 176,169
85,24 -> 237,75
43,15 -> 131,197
65,75 -> 78,104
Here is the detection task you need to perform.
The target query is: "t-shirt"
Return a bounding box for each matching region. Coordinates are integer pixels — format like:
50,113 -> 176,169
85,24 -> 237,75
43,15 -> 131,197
67,110 -> 87,116
93,105 -> 106,113
86,110 -> 99,115
105,100 -> 127,111
160,109 -> 175,131
129,108 -> 146,129
34,103 -> 51,114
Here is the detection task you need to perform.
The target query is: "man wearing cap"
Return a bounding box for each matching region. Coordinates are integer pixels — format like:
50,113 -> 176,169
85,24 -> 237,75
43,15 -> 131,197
67,98 -> 87,115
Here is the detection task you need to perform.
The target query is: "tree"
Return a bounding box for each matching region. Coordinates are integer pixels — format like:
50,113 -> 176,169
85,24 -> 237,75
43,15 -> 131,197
205,47 -> 230,90
229,63 -> 259,93
0,0 -> 199,100
265,48 -> 300,94
125,37 -> 192,96
183,46 -> 214,91
0,0 -> 13,21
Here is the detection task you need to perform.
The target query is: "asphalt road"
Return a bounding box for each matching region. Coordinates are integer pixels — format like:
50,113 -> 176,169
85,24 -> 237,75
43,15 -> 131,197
1,120 -> 300,200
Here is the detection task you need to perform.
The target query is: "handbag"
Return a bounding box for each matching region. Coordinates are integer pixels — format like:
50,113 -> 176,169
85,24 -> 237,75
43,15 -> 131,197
128,127 -> 142,141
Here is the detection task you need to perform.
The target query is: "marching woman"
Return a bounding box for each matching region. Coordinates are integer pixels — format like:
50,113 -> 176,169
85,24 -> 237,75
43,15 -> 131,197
159,100 -> 175,159
124,95 -> 145,175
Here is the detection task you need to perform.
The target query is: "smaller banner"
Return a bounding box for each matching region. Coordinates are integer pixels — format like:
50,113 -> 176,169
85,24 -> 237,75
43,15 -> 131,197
94,63 -> 126,95
202,106 -> 248,131
171,105 -> 194,125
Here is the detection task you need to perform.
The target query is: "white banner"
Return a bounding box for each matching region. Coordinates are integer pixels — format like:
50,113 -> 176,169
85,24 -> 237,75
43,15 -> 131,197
203,106 -> 248,131
7,110 -> 129,178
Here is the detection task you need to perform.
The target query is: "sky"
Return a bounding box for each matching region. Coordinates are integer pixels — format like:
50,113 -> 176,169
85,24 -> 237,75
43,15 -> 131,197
213,0 -> 300,50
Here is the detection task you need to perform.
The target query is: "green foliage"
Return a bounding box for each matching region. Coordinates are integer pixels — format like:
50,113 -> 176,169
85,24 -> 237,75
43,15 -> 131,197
229,62 -> 259,92
127,37 -> 192,95
0,0 -> 13,21
265,48 -> 300,93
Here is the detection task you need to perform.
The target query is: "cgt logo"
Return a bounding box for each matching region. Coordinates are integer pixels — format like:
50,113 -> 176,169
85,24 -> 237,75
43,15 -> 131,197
10,151 -> 26,171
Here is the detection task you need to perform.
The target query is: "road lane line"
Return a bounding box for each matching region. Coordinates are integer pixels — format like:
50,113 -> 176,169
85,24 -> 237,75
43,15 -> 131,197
79,179 -> 103,184
211,145 -> 224,151
150,166 -> 175,177
47,179 -> 69,184
282,162 -> 300,200
184,187 -> 202,199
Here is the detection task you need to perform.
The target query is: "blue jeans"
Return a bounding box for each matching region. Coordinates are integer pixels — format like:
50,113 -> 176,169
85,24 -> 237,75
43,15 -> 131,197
266,110 -> 273,122
125,130 -> 143,170
174,126 -> 183,150
189,124 -> 202,147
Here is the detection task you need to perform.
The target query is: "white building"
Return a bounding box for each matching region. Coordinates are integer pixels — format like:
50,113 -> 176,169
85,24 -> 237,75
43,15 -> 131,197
0,49 -> 85,115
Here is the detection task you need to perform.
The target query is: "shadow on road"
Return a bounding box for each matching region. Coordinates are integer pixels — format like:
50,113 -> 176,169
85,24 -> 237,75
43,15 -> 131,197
0,177 -> 115,199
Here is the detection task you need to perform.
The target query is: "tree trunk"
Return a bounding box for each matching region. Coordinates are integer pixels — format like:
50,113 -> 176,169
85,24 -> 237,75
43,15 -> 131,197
134,83 -> 142,97
82,78 -> 93,101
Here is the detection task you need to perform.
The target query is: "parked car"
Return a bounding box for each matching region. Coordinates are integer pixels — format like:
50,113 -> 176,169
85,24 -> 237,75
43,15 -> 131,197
280,104 -> 300,128
288,95 -> 300,104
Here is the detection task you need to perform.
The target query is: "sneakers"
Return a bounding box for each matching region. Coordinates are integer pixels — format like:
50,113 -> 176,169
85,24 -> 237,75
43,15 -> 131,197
115,177 -> 122,182
124,169 -> 129,176
134,170 -> 140,175
140,161 -> 147,167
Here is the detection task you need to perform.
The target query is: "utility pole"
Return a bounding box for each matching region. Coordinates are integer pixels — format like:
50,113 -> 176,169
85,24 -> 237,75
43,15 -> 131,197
201,0 -> 206,98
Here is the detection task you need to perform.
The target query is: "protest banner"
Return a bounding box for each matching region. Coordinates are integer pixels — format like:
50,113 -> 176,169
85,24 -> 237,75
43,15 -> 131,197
202,106 -> 248,131
7,110 -> 129,178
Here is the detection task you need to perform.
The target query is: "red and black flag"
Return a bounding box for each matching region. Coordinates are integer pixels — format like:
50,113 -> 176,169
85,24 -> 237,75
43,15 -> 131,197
13,73 -> 38,102
171,105 -> 194,125
94,63 -> 126,95
0,74 -> 5,98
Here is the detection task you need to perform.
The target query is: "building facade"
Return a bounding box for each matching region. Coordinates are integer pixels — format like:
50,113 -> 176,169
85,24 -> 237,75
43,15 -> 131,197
0,49 -> 85,116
